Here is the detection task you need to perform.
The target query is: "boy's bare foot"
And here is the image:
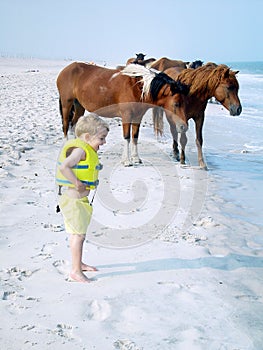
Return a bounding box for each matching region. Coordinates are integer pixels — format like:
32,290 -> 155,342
81,263 -> 98,272
68,271 -> 92,283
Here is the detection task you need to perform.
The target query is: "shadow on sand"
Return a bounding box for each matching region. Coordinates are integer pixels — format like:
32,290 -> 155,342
96,253 -> 263,279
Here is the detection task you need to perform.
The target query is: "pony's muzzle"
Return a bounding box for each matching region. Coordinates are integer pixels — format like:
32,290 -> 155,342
230,104 -> 242,116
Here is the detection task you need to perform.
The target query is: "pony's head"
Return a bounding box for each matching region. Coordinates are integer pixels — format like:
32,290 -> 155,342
177,63 -> 242,116
187,60 -> 204,69
150,72 -> 190,133
212,65 -> 242,116
135,53 -> 146,61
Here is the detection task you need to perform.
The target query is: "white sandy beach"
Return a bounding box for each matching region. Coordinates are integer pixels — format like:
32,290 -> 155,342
0,58 -> 262,350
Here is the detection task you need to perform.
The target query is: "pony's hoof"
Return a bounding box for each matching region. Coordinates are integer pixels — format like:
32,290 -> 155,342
200,165 -> 208,171
132,157 -> 142,165
199,161 -> 208,170
122,160 -> 132,167
175,155 -> 180,162
173,152 -> 180,161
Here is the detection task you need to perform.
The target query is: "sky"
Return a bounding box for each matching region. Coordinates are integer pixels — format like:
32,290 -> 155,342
0,0 -> 262,65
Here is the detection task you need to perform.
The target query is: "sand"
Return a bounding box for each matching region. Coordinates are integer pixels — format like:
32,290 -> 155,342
0,58 -> 262,350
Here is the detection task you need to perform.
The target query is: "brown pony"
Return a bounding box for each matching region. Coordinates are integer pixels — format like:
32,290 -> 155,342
149,57 -> 189,71
56,62 -> 189,166
153,63 -> 242,169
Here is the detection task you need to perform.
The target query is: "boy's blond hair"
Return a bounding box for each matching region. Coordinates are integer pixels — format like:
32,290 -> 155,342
75,114 -> 109,137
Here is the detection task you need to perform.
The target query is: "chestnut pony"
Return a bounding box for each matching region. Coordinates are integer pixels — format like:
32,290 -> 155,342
153,63 -> 242,169
56,62 -> 189,166
149,57 -> 190,71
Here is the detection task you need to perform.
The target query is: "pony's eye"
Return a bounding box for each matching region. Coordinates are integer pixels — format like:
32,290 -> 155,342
228,85 -> 235,91
174,102 -> 180,108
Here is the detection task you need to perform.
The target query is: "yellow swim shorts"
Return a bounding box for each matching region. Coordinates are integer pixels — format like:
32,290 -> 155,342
59,193 -> 93,235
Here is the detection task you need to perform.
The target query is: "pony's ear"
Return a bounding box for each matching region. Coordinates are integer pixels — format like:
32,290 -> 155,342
234,70 -> 239,75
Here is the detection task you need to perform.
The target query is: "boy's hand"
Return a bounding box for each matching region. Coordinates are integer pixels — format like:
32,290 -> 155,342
75,180 -> 87,192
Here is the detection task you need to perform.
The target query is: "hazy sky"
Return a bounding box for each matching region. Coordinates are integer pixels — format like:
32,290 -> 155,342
1,0 -> 262,65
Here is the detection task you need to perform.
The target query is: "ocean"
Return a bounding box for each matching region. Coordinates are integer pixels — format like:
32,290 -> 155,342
226,61 -> 263,75
203,61 -> 263,229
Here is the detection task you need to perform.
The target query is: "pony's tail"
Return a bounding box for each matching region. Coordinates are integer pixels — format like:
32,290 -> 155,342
59,97 -> 75,127
58,97 -> 64,132
59,97 -> 63,117
152,107 -> 164,137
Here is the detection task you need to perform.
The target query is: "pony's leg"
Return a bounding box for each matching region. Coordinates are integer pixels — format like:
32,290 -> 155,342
194,118 -> 207,169
122,123 -> 132,167
179,132 -> 187,164
71,100 -> 85,128
131,122 -> 142,164
123,140 -> 131,166
166,117 -> 180,161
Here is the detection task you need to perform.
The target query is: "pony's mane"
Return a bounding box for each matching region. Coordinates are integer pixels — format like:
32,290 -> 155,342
121,64 -> 189,100
150,72 -> 189,100
177,63 -> 238,98
121,64 -> 159,99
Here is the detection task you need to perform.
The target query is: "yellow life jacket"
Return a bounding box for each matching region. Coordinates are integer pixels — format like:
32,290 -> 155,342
56,138 -> 103,189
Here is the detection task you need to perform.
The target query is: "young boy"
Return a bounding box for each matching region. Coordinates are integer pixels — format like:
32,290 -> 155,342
56,114 -> 109,282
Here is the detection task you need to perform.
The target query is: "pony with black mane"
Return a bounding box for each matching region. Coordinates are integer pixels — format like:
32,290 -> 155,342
126,53 -> 146,65
187,60 -> 204,69
57,62 -> 189,166
153,63 -> 242,169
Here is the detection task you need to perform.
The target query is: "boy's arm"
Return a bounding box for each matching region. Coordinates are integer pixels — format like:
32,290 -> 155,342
60,148 -> 87,191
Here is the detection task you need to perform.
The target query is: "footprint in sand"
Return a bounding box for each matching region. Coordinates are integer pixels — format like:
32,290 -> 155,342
53,323 -> 74,339
52,260 -> 70,276
1,290 -> 18,301
32,242 -> 59,260
86,299 -> 112,321
2,290 -> 41,316
42,242 -> 59,259
194,216 -> 220,228
1,266 -> 38,281
113,339 -> 142,350
42,223 -> 64,232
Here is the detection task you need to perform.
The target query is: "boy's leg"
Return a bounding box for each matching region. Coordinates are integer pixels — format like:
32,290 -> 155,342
69,234 -> 91,282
